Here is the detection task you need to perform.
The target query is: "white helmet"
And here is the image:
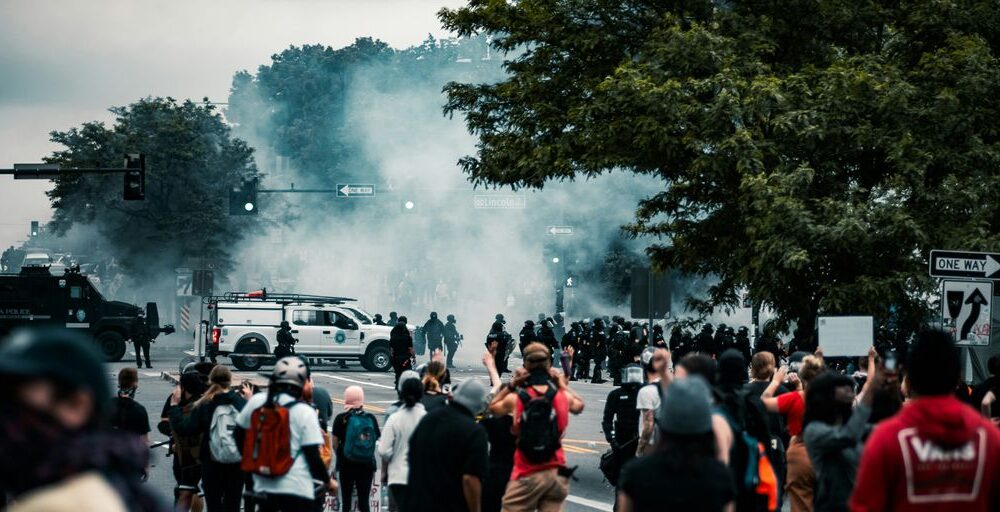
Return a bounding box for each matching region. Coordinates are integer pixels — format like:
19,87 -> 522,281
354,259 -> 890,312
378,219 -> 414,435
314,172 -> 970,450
271,357 -> 309,388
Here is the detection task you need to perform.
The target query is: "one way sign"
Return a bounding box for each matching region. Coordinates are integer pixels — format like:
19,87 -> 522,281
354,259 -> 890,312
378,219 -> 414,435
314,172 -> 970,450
929,250 -> 1000,279
336,184 -> 375,198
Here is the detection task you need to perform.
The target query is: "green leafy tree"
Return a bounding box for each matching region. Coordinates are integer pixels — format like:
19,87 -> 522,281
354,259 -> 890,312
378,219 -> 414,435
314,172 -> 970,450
440,0 -> 1000,342
45,97 -> 261,285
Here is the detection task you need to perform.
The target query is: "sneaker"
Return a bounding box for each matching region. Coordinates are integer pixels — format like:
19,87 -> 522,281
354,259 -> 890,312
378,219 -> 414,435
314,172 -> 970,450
146,364 -> 153,369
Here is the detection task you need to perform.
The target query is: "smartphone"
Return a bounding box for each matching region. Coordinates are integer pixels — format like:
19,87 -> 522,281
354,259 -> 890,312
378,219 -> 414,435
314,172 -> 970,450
885,350 -> 898,373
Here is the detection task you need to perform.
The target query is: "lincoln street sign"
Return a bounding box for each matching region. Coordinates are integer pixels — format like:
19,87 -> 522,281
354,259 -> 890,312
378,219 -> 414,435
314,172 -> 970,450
336,184 -> 375,198
929,250 -> 1000,279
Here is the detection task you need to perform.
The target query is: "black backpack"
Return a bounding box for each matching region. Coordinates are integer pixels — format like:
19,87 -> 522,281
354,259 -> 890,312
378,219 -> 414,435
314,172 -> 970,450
516,384 -> 561,463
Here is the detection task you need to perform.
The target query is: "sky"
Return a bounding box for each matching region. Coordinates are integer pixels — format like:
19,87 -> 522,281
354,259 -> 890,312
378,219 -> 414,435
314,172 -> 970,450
0,0 -> 464,248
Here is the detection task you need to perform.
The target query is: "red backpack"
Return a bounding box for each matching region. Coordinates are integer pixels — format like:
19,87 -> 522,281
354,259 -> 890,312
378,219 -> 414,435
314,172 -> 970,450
241,400 -> 297,476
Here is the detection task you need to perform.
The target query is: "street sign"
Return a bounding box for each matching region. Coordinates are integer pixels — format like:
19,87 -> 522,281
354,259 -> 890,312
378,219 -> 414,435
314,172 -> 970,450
630,267 -> 671,319
546,226 -> 573,236
473,195 -> 527,209
942,280 -> 993,346
929,250 -> 1000,279
336,184 -> 375,198
176,271 -> 193,297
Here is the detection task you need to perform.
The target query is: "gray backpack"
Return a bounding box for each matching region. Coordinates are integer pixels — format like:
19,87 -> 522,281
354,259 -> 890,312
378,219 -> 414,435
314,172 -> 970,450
209,403 -> 242,463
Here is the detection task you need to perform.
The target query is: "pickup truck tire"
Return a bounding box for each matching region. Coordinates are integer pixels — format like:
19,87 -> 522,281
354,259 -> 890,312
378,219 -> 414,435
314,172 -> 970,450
232,339 -> 267,371
362,344 -> 392,372
97,331 -> 127,362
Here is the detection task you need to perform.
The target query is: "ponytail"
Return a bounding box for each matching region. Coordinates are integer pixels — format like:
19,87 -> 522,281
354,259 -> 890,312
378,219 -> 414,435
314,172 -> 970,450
423,361 -> 446,394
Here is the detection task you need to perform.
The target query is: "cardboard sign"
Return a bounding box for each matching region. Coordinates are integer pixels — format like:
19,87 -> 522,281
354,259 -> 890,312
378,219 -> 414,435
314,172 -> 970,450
817,316 -> 874,357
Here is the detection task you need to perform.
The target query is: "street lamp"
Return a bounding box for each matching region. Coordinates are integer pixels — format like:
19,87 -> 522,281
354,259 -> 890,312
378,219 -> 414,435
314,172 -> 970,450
404,200 -> 415,210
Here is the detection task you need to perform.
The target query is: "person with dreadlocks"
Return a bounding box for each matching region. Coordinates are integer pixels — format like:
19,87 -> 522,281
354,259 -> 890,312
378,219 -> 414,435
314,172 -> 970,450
0,328 -> 164,512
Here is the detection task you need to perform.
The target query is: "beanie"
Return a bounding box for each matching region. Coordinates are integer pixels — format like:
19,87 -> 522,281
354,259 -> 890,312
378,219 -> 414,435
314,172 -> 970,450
450,379 -> 487,415
344,385 -> 364,410
657,376 -> 713,435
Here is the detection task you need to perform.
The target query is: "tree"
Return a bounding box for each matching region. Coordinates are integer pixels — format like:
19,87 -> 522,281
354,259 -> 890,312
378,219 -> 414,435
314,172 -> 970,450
440,0 -> 1000,341
45,97 -> 261,285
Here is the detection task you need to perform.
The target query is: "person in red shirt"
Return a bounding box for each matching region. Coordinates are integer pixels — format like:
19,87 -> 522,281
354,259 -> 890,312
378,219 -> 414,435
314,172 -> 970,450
849,330 -> 1000,512
489,342 -> 585,512
762,353 -> 826,512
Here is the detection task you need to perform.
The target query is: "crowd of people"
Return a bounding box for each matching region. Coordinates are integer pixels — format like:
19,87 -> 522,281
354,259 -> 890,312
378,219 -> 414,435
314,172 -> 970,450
3,321 -> 1000,512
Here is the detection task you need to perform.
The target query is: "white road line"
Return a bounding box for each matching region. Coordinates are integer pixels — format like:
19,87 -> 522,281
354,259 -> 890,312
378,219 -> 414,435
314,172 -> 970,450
142,372 -> 159,378
566,495 -> 613,511
313,373 -> 395,390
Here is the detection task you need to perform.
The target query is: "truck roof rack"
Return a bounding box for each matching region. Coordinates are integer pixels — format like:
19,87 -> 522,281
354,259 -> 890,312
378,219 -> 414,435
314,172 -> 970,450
211,291 -> 356,305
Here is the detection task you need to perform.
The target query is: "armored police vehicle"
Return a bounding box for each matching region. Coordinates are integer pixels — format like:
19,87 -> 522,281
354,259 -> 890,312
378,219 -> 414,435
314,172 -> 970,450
205,291 -> 399,372
0,266 -> 173,361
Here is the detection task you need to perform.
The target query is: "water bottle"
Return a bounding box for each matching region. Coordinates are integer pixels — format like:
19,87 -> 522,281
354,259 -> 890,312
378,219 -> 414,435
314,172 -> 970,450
380,485 -> 390,511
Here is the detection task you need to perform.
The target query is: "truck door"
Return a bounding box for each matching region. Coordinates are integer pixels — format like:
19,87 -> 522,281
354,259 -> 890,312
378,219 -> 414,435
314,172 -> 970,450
325,310 -> 361,356
65,280 -> 91,330
290,308 -> 326,353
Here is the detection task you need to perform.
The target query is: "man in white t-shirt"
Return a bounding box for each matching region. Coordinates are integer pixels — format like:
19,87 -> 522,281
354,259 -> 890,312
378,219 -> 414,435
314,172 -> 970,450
636,348 -> 670,456
236,357 -> 337,512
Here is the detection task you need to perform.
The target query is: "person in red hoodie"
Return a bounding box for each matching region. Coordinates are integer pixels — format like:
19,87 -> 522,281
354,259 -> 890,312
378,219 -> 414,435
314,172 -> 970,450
849,330 -> 1000,511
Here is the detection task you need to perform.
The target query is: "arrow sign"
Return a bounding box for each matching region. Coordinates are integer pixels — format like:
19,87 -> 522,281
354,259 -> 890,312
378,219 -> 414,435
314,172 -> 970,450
929,250 -> 1000,279
961,288 -> 989,340
336,184 -> 375,198
547,226 -> 574,236
941,280 -> 993,346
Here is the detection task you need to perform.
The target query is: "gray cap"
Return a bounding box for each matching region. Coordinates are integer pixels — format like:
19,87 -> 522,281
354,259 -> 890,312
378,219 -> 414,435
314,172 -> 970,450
397,370 -> 420,393
450,379 -> 488,415
657,376 -> 713,435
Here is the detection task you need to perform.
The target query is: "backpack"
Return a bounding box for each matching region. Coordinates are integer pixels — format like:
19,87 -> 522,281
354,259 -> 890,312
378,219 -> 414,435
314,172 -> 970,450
717,391 -> 779,512
516,384 -> 562,464
343,411 -> 378,463
209,403 -> 242,464
241,399 -> 298,476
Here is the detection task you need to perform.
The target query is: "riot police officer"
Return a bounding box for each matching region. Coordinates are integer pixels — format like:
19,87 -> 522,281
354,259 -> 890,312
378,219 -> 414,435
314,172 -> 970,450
591,318 -> 609,384
696,324 -> 715,355
651,324 -> 666,349
487,321 -> 509,373
574,322 -> 592,380
373,314 -> 386,326
275,320 -> 297,359
601,363 -> 643,485
423,312 -> 445,360
443,314 -> 462,369
519,320 -> 537,356
538,318 -> 558,357
132,311 -> 152,369
561,322 -> 579,380
608,323 -> 629,386
735,326 -> 752,363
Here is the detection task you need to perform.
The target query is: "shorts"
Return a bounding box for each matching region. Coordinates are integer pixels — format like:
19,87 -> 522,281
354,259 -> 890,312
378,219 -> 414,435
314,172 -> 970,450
173,462 -> 202,491
501,468 -> 569,512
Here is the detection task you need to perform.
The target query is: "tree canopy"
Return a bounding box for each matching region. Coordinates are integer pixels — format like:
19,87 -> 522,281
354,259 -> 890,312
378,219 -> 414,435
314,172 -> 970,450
440,0 -> 1000,341
45,97 -> 261,284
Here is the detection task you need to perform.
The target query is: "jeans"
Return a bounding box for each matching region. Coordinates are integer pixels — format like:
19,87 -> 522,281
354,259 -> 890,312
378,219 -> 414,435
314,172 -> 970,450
339,464 -> 375,512
445,341 -> 459,367
388,484 -> 407,512
201,460 -> 244,512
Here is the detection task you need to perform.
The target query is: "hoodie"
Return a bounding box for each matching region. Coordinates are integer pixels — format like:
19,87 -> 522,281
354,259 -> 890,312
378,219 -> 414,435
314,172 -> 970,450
849,395 -> 1000,512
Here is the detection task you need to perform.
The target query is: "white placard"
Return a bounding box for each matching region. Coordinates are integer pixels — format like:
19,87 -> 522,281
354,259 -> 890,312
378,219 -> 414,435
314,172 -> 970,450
817,316 -> 874,357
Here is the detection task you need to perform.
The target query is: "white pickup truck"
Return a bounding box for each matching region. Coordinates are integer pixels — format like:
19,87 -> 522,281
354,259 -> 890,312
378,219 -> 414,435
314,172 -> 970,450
206,293 -> 397,372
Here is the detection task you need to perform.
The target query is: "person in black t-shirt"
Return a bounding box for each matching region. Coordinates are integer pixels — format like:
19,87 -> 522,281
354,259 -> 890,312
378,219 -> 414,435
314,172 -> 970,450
332,386 -> 381,512
108,367 -> 151,442
618,377 -> 736,512
407,379 -> 489,512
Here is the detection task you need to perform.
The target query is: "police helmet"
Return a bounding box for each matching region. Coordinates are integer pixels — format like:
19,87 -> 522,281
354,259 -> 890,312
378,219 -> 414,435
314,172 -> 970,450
430,312 -> 438,320
447,314 -> 456,322
622,364 -> 644,385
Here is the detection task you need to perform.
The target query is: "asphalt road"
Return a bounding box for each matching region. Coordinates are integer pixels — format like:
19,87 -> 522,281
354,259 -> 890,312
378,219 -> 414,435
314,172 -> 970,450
110,332 -> 618,511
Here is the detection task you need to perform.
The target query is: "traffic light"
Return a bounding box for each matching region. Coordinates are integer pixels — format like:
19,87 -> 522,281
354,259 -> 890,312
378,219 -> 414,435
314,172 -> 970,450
229,179 -> 258,215
192,269 -> 214,296
29,221 -> 39,237
123,154 -> 145,200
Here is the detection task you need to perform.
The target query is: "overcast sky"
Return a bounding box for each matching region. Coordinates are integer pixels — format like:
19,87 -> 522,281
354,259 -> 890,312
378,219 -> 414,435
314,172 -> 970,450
0,0 -> 463,248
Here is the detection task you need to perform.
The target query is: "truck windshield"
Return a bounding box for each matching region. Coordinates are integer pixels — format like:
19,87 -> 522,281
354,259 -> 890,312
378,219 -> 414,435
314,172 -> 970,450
343,307 -> 372,325
85,281 -> 104,301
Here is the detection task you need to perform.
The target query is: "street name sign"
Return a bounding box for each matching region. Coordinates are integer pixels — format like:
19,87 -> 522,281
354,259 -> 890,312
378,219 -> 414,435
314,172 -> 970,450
929,250 -> 1000,279
547,226 -> 574,235
942,280 -> 993,346
473,195 -> 527,209
336,184 -> 375,198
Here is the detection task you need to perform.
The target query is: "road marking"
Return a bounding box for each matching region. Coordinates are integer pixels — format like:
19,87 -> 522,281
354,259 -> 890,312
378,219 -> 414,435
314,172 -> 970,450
562,443 -> 599,455
563,438 -> 609,445
142,372 -> 160,378
314,373 -> 395,390
566,495 -> 613,511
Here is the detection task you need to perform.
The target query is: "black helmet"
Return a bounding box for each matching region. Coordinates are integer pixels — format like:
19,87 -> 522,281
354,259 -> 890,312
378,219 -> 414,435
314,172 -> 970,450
525,320 -> 535,327
495,313 -> 505,324
430,312 -> 438,319
0,328 -> 110,414
447,314 -> 456,322
374,314 -> 383,321
280,320 -> 290,329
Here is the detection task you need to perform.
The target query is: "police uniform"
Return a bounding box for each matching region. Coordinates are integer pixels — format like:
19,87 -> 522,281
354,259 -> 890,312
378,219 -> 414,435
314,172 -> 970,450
443,316 -> 461,369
